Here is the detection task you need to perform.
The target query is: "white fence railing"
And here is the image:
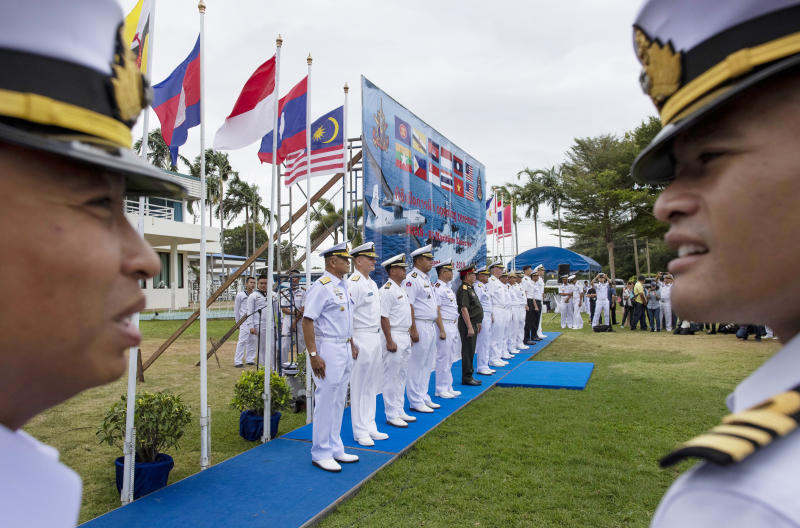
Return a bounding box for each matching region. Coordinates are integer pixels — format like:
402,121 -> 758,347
125,199 -> 175,221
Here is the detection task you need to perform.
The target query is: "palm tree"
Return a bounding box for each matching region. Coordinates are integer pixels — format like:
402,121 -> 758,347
222,176 -> 271,259
133,128 -> 189,171
309,199 -> 363,248
531,165 -> 567,248
516,168 -> 548,247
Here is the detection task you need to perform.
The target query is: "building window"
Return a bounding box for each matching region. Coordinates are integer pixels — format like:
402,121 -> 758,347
154,252 -> 170,289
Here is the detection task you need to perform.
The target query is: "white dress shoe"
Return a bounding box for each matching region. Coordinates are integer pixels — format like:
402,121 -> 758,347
356,436 -> 375,446
369,431 -> 389,440
435,391 -> 456,398
386,417 -> 409,428
500,360 -> 509,365
334,453 -> 360,463
410,405 -> 434,413
425,401 -> 441,409
312,458 -> 342,472
399,413 -> 417,422
476,369 -> 495,375
449,390 -> 462,396
501,354 -> 513,360
489,360 -> 505,368
517,343 -> 527,348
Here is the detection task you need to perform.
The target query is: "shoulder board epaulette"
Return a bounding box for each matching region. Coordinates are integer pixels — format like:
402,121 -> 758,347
320,277 -> 331,285
435,283 -> 440,288
462,285 -> 468,290
411,272 -> 418,278
350,274 -> 360,281
383,282 -> 392,289
660,386 -> 800,468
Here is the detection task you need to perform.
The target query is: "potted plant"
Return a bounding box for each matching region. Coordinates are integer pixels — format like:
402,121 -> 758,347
231,369 -> 291,441
97,391 -> 192,499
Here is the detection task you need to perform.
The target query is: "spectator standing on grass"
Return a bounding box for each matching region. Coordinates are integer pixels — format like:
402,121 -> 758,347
0,2 -> 186,524
631,275 -> 648,330
586,284 -> 597,322
631,0 -> 800,524
659,275 -> 675,332
620,281 -> 634,328
646,285 -> 661,332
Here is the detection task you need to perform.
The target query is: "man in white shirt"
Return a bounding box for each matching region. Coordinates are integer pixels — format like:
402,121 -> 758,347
379,253 -> 418,428
558,275 -> 573,329
473,266 -> 496,376
279,270 -> 306,365
659,274 -> 674,332
234,276 -> 257,367
432,260 -> 462,399
591,273 -> 612,328
632,1 -> 800,524
247,276 -> 271,367
535,265 -> 547,340
487,263 -> 510,367
347,242 -> 389,447
522,266 -> 538,345
0,2 -> 184,524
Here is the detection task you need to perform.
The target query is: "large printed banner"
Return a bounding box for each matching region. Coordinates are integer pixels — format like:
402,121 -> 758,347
361,76 -> 487,281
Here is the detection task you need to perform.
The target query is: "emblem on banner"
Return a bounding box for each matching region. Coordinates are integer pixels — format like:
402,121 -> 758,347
372,100 -> 390,151
477,172 -> 483,201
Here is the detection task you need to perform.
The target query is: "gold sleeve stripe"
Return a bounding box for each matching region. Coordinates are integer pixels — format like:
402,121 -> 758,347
723,410 -> 797,436
681,434 -> 755,462
752,390 -> 800,415
710,424 -> 772,446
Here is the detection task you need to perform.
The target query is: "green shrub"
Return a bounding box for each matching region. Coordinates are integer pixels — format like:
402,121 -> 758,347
230,369 -> 292,415
97,391 -> 192,463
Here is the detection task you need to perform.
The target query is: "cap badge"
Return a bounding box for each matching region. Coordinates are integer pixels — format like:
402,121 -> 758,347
112,25 -> 149,126
634,27 -> 682,107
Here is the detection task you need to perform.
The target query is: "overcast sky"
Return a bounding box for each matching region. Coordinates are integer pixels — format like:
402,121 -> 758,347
126,0 -> 656,254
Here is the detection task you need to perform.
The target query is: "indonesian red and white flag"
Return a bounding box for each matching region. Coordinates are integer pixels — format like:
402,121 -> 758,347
213,56 -> 277,150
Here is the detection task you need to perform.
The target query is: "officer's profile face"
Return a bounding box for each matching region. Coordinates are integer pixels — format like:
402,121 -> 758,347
415,255 -> 433,273
290,276 -> 299,287
491,267 -> 502,278
246,277 -> 256,290
354,255 -> 375,274
326,255 -> 350,277
477,273 -> 488,283
388,266 -> 406,282
439,268 -> 453,282
654,71 -> 800,335
463,273 -> 476,285
257,278 -> 268,292
0,144 -> 160,427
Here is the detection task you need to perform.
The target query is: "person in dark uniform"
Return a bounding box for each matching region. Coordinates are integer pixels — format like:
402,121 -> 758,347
456,266 -> 483,386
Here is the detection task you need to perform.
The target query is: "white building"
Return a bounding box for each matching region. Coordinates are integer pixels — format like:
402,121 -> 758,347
125,170 -> 221,311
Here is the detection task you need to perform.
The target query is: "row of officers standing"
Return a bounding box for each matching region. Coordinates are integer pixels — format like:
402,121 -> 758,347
235,241 -> 550,472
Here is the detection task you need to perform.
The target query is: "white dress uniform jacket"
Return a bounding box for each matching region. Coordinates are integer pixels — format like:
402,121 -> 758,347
380,278 -> 413,421
280,286 -> 306,363
592,281 -> 611,327
304,271 -> 354,462
404,267 -> 439,409
434,279 -> 460,395
652,334 -> 800,528
234,290 -> 256,365
246,289 -> 271,366
473,280 -> 494,373
488,276 -> 511,361
558,283 -> 573,329
348,269 -> 382,441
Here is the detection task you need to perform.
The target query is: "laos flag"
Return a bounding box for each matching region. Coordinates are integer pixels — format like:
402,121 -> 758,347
152,37 -> 200,166
257,76 -> 308,165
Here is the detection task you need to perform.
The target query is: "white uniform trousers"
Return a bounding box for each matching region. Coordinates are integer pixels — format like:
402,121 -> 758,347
560,300 -> 573,329
490,309 -> 508,361
281,321 -> 305,364
435,320 -> 460,395
536,300 -> 546,339
572,299 -> 584,329
382,330 -> 412,421
592,300 -> 610,326
660,300 -> 673,331
252,316 -> 271,368
506,307 -> 519,352
311,339 -> 353,462
407,319 -> 437,409
234,326 -> 256,365
350,329 -> 382,441
476,312 -> 493,371
513,305 -> 525,345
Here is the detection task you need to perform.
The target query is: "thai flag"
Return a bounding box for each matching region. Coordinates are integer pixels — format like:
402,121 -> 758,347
498,205 -> 512,238
282,106 -> 345,185
213,55 -> 277,150
152,37 -> 200,165
257,76 -> 308,165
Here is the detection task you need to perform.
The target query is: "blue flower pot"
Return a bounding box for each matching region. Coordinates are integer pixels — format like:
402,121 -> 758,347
239,410 -> 281,441
114,454 -> 174,500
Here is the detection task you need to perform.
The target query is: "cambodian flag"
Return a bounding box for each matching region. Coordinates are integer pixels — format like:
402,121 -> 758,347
213,55 -> 277,150
257,76 -> 308,165
152,37 -> 200,165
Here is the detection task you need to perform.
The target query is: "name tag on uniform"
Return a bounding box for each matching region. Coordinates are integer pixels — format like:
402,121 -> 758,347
397,295 -> 403,299
367,292 -> 374,297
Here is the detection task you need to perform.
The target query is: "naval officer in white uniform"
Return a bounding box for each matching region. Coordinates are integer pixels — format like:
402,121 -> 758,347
347,242 -> 389,447
591,273 -> 612,328
404,245 -> 444,413
487,262 -> 510,367
535,265 -> 547,340
473,266 -> 496,376
433,260 -> 462,399
302,242 -> 360,472
379,253 -> 418,428
247,276 -> 271,367
234,276 -> 256,367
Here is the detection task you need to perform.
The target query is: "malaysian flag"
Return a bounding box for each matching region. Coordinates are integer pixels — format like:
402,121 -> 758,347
465,163 -> 475,201
283,106 -> 345,185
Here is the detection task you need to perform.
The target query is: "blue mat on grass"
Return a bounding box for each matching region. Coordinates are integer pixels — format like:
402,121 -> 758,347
497,360 -> 594,390
82,438 -> 392,528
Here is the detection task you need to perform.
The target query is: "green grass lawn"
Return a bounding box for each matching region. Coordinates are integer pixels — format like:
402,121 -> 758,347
24,315 -> 776,526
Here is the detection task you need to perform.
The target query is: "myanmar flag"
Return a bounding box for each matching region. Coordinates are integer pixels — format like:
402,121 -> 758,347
396,143 -> 412,172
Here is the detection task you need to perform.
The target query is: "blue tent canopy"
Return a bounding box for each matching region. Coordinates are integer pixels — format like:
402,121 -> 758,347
507,246 -> 602,273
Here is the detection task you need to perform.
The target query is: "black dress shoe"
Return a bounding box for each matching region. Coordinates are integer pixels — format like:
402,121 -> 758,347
523,340 -> 536,345
461,378 -> 482,386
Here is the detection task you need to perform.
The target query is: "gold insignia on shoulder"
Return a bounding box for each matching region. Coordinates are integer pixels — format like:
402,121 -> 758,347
411,272 -> 417,278
111,24 -> 149,126
351,274 -> 360,281
435,283 -> 440,288
384,282 -> 391,289
660,388 -> 800,468
462,285 -> 468,290
634,26 -> 682,107
320,277 -> 331,285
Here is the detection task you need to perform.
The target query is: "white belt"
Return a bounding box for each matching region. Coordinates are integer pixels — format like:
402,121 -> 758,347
443,319 -> 457,324
390,326 -> 411,331
354,327 -> 380,334
415,318 -> 436,323
318,337 -> 352,344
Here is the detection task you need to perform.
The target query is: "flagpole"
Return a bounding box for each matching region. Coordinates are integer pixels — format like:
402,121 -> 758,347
342,83 -> 349,243
493,192 -> 498,263
502,196 -> 508,267
198,0 -> 210,471
511,196 -> 516,271
305,54 -> 313,425
122,0 -> 157,505
262,34 -> 282,443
